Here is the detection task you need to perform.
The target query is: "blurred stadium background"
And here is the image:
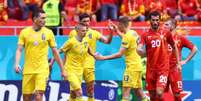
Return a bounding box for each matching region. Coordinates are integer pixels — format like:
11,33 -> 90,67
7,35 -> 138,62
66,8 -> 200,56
0,0 -> 201,101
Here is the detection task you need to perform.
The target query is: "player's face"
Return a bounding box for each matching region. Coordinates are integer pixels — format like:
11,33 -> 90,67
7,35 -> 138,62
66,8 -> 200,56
162,21 -> 172,31
80,17 -> 90,27
78,26 -> 87,38
117,22 -> 125,32
150,15 -> 160,30
34,13 -> 46,27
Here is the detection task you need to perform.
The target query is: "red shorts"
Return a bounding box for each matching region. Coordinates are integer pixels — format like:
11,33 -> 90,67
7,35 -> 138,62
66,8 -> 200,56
146,69 -> 169,91
168,67 -> 183,93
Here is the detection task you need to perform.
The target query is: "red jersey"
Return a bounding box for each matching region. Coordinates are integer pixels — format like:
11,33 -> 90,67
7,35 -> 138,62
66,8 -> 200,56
168,34 -> 194,69
140,29 -> 175,71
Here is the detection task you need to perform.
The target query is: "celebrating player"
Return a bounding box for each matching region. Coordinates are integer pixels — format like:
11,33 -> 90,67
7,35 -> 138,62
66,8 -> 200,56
95,16 -> 148,101
14,9 -> 66,101
68,13 -> 114,101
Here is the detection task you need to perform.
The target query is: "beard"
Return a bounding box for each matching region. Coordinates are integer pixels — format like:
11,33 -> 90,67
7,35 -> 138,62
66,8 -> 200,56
151,23 -> 159,30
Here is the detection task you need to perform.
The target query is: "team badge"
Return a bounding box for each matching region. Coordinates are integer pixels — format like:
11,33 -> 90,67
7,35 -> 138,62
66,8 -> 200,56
84,42 -> 88,48
88,33 -> 92,39
124,75 -> 129,82
33,41 -> 39,46
42,33 -> 46,40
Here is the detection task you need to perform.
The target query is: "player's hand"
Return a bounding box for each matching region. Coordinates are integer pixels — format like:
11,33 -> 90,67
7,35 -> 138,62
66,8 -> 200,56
137,48 -> 145,57
108,20 -> 117,31
15,65 -> 21,73
94,52 -> 105,60
48,58 -> 55,73
61,70 -> 67,80
180,60 -> 187,65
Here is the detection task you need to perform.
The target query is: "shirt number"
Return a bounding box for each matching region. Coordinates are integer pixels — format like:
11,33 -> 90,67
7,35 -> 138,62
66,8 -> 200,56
151,40 -> 161,48
159,75 -> 167,84
177,81 -> 182,89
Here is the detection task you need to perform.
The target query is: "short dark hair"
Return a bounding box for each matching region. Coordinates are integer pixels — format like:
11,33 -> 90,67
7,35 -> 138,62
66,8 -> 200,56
119,16 -> 131,27
149,11 -> 161,20
79,13 -> 91,21
32,9 -> 45,20
75,23 -> 87,30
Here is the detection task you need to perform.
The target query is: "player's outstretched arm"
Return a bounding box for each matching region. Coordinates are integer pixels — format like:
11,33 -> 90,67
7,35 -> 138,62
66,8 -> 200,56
108,21 -> 124,38
14,45 -> 23,73
181,46 -> 198,65
99,20 -> 114,44
94,47 -> 126,60
51,47 -> 67,79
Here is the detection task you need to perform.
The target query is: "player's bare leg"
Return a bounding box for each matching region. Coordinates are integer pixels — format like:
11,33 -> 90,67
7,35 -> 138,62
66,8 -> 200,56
74,89 -> 83,101
69,91 -> 76,101
35,90 -> 44,101
156,87 -> 164,101
148,90 -> 156,101
122,87 -> 131,101
86,81 -> 95,101
133,88 -> 148,101
23,94 -> 32,101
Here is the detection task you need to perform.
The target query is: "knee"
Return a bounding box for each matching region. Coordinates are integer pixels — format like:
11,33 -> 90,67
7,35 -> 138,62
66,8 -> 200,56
23,95 -> 32,101
35,91 -> 44,100
70,91 -> 76,99
156,88 -> 164,96
75,89 -> 83,97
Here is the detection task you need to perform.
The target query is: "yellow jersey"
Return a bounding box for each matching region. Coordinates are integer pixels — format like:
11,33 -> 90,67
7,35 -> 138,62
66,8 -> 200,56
121,30 -> 142,71
60,36 -> 89,71
69,28 -> 101,68
18,26 -> 56,74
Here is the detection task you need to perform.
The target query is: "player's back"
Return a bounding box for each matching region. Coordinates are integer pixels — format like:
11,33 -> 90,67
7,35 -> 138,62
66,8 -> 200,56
123,30 -> 142,71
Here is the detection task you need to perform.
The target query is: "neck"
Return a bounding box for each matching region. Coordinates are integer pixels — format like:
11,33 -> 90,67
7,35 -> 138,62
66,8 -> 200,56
123,28 -> 129,33
76,35 -> 83,42
152,27 -> 158,32
33,24 -> 41,31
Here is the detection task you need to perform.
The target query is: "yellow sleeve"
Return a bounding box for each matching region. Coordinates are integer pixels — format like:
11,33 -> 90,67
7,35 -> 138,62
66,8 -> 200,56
121,36 -> 129,48
18,29 -> 25,46
60,39 -> 72,52
48,30 -> 57,48
94,30 -> 102,40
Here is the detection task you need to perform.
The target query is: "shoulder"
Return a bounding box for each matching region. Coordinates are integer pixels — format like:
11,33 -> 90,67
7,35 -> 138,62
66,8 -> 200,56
20,26 -> 32,35
68,37 -> 76,43
128,30 -> 139,37
69,29 -> 77,37
43,27 -> 53,33
21,26 -> 31,32
179,35 -> 188,41
88,28 -> 101,35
